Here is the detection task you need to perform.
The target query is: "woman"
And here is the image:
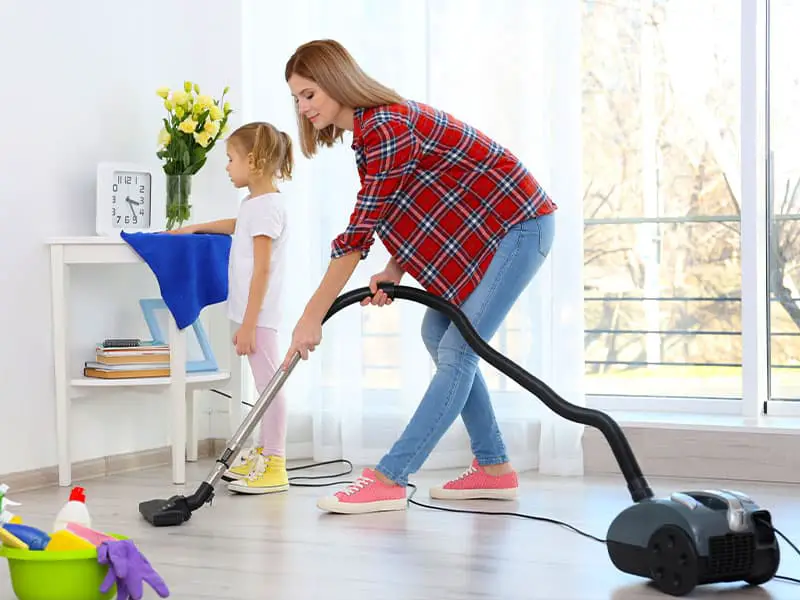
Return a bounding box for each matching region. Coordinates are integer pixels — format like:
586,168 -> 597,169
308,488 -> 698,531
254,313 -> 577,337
283,39 -> 557,514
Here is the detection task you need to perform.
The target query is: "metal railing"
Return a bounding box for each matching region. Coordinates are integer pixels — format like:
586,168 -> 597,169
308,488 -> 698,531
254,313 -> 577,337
583,295 -> 800,371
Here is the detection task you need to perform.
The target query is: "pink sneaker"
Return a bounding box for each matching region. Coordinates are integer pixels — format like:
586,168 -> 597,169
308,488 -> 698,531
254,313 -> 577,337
429,459 -> 518,500
316,468 -> 407,514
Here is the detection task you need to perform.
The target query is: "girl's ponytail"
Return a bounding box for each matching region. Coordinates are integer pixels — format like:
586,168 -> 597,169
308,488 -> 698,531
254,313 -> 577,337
278,131 -> 294,181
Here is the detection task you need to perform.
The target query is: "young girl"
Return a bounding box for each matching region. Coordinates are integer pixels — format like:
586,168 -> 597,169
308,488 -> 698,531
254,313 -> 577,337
283,40 -> 556,514
171,121 -> 293,495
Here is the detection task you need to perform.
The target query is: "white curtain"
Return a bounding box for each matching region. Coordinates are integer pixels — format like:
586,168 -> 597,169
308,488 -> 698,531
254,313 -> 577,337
239,0 -> 584,476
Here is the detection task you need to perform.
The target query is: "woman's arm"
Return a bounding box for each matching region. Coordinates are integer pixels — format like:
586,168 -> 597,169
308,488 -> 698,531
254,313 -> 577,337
301,251 -> 362,322
329,120 -> 413,260
386,256 -> 404,278
282,120 -> 413,368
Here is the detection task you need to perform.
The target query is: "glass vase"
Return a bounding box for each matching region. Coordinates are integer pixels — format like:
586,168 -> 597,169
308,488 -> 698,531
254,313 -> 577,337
165,174 -> 192,230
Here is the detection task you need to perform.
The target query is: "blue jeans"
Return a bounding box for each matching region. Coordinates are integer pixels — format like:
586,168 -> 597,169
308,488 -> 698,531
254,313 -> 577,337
375,212 -> 556,485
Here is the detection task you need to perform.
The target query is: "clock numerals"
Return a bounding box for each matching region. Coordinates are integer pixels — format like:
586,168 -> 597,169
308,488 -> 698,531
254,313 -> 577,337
110,170 -> 152,229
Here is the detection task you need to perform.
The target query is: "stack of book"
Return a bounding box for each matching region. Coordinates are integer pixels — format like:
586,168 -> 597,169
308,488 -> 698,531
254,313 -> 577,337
83,339 -> 171,379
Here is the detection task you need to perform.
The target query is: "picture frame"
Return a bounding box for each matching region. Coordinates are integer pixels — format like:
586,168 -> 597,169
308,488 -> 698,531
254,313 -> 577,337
138,298 -> 218,372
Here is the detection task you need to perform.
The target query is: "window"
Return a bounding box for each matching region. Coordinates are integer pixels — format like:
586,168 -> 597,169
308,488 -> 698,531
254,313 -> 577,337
582,0 -> 742,400
768,0 -> 800,403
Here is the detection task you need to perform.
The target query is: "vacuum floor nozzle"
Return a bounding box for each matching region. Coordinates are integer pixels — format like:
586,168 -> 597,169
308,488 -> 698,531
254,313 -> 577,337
138,495 -> 193,527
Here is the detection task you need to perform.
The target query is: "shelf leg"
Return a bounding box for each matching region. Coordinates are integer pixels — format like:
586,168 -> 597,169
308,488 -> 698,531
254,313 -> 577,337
186,387 -> 198,462
168,314 -> 187,484
51,246 -> 71,487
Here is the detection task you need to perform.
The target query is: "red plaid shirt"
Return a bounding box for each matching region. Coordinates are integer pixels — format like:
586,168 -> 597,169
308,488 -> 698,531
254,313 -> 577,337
331,101 -> 557,305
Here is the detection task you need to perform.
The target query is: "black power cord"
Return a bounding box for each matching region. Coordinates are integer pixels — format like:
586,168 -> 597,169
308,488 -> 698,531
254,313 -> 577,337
758,520 -> 800,585
217,389 -> 800,586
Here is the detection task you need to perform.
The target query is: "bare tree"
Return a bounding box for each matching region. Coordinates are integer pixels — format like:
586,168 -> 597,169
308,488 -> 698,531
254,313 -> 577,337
582,0 -> 800,380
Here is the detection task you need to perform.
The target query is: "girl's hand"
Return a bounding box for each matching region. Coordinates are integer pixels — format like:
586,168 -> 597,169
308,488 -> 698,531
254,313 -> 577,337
361,264 -> 403,307
282,316 -> 322,369
166,224 -> 197,235
232,325 -> 257,356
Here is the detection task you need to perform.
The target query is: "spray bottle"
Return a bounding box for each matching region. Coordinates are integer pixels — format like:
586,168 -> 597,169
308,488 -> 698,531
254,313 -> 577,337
0,484 -> 22,525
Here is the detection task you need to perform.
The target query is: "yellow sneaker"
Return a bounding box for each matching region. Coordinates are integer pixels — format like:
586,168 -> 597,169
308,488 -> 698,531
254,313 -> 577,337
222,446 -> 263,482
227,454 -> 289,494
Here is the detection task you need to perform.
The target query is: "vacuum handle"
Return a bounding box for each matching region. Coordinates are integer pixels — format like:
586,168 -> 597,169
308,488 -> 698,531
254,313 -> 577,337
321,283 -> 653,503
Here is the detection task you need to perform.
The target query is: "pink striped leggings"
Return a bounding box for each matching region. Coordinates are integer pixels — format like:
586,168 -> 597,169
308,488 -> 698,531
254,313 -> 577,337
246,327 -> 287,456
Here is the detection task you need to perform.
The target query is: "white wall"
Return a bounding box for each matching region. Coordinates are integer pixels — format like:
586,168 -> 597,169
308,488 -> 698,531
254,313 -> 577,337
0,0 -> 243,475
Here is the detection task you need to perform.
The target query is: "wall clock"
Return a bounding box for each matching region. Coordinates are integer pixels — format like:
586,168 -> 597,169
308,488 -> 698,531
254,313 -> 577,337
96,162 -> 165,237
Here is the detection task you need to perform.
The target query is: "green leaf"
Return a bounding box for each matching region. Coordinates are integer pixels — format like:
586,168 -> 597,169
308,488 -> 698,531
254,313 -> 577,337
192,146 -> 205,163
189,157 -> 207,175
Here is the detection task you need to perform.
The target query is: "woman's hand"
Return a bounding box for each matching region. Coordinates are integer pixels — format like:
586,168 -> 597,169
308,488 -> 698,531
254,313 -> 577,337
282,316 -> 323,369
362,259 -> 404,307
232,325 -> 257,356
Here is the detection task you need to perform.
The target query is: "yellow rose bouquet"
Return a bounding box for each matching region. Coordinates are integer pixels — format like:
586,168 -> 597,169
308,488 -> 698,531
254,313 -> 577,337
156,81 -> 233,229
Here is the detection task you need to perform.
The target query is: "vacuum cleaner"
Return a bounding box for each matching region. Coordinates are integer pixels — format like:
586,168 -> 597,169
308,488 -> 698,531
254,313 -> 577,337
139,283 -> 781,597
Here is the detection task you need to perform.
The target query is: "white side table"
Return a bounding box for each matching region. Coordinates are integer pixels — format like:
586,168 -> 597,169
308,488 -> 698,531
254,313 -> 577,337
47,236 -> 234,486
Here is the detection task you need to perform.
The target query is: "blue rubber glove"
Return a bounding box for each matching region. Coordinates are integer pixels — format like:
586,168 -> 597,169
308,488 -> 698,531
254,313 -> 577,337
98,539 -> 170,599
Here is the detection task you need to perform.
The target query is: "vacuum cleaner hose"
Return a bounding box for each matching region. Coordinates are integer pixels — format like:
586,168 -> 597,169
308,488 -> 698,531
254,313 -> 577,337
328,284 -> 654,503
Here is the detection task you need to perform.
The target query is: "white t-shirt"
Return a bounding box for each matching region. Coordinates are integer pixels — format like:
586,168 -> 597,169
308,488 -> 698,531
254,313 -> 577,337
227,192 -> 288,330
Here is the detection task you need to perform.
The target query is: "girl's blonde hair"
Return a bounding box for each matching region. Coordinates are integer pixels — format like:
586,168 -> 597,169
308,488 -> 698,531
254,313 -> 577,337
284,39 -> 405,158
227,121 -> 294,181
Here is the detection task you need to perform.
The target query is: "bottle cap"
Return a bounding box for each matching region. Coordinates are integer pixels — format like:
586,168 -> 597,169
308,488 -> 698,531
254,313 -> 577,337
68,487 -> 86,503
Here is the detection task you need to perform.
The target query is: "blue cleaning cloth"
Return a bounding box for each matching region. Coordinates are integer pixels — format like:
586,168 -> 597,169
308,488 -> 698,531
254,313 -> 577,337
121,231 -> 232,329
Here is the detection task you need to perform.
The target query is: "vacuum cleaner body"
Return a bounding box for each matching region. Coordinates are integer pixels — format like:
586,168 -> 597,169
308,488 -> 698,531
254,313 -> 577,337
607,489 -> 780,596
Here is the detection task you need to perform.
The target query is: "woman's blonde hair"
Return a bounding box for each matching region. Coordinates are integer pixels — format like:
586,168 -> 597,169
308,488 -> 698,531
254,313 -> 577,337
227,121 -> 293,181
284,39 -> 405,158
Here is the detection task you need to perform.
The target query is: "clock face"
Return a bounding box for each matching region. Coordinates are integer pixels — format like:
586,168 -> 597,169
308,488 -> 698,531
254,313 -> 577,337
111,170 -> 151,228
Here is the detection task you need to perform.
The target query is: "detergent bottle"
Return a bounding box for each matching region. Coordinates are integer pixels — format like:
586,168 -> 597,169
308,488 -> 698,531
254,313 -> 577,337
52,486 -> 92,532
0,483 -> 22,525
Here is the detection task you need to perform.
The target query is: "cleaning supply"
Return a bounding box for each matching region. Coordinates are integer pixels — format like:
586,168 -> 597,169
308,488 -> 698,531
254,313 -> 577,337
53,486 -> 92,532
2,524 -> 50,550
0,527 -> 29,549
0,483 -> 22,525
98,539 -> 170,599
45,529 -> 96,552
65,522 -> 116,547
0,532 -> 130,600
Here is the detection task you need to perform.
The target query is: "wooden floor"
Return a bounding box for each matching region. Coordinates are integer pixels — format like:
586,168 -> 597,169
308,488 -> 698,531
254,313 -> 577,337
1,459 -> 798,599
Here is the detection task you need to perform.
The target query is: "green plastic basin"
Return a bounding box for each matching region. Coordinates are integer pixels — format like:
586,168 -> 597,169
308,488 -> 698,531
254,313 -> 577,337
0,534 -> 126,600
